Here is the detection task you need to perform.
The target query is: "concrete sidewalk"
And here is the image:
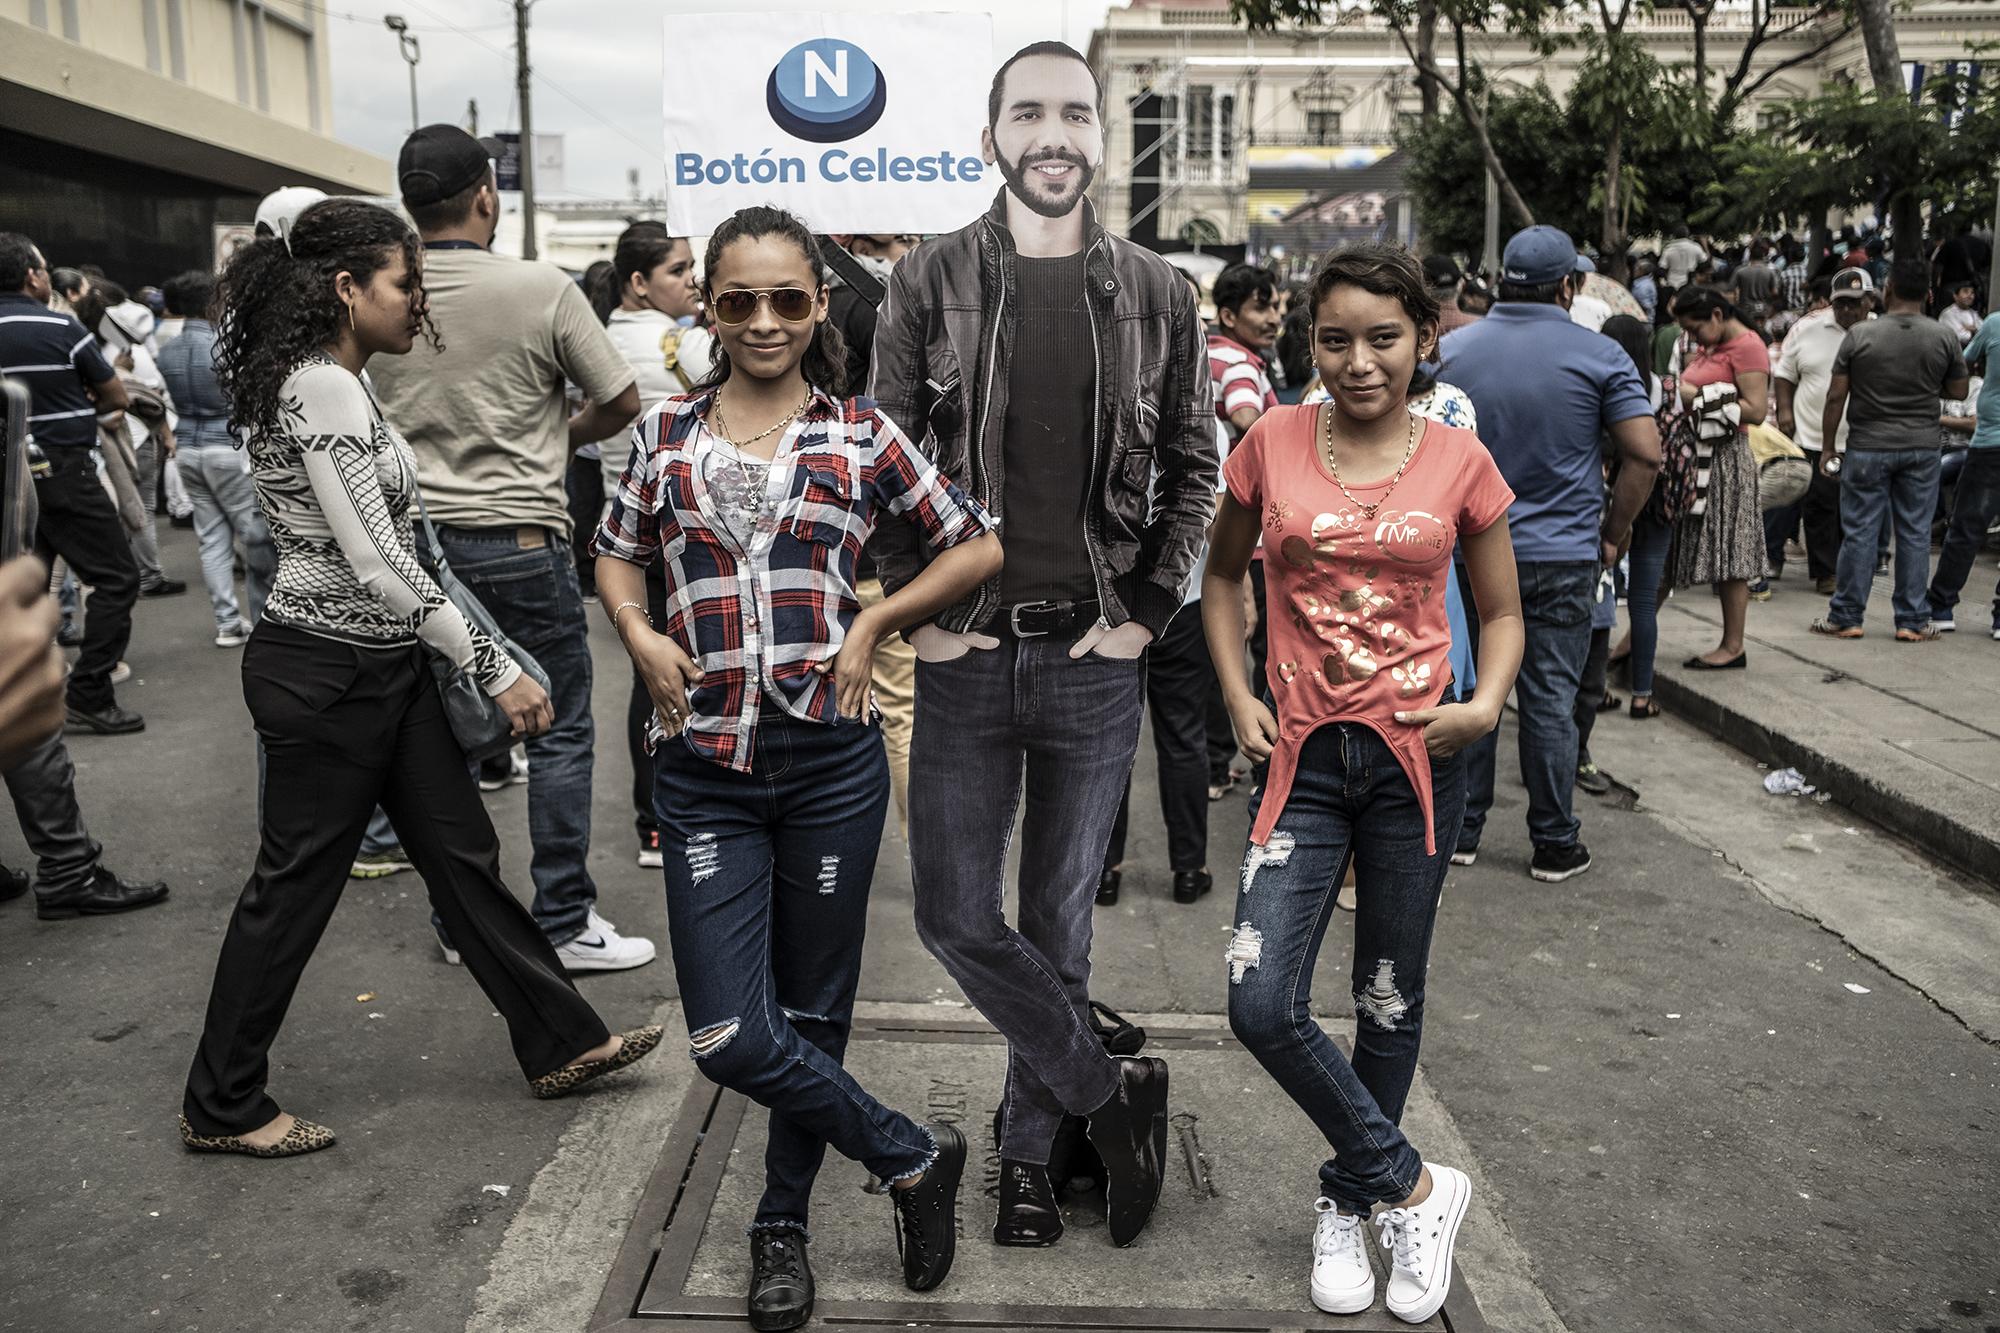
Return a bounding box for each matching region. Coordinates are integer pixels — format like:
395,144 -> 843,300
1634,567 -> 2000,886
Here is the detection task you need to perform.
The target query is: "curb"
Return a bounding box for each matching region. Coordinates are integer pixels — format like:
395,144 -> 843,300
1648,668 -> 2000,890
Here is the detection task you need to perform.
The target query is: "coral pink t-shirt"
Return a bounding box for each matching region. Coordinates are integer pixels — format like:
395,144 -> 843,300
1223,405 -> 1514,854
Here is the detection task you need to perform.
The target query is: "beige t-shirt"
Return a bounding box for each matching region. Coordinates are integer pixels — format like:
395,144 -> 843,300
369,247 -> 635,536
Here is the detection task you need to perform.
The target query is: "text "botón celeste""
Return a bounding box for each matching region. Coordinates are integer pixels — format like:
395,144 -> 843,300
674,149 -> 987,188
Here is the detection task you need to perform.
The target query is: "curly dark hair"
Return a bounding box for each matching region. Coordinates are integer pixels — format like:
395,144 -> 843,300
1307,242 -> 1441,345
694,205 -> 847,397
214,197 -> 438,441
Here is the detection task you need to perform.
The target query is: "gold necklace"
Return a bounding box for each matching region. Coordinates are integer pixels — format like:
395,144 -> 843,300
1321,406 -> 1419,521
709,389 -> 811,519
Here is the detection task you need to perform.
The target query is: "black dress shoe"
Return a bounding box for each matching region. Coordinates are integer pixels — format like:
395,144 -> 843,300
1096,868 -> 1120,907
1085,1056 -> 1170,1247
1172,869 -> 1212,904
35,866 -> 169,920
746,1227 -> 813,1332
892,1121 -> 965,1291
65,702 -> 145,735
138,578 -> 188,597
993,1157 -> 1064,1246
1,865 -> 28,903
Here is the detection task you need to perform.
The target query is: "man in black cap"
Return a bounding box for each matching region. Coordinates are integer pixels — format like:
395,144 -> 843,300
368,126 -> 651,972
1423,253 -> 1479,335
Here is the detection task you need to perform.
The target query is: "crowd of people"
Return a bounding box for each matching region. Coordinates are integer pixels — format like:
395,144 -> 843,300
2,34 -> 1996,1333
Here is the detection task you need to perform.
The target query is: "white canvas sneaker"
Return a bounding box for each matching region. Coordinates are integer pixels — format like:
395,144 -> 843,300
1375,1163 -> 1471,1324
1310,1197 -> 1376,1315
555,909 -> 657,973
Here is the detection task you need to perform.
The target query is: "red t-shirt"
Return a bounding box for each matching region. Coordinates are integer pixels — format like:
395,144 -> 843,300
1222,405 -> 1514,854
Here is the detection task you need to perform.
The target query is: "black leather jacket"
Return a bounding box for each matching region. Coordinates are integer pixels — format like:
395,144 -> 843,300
867,192 -> 1217,638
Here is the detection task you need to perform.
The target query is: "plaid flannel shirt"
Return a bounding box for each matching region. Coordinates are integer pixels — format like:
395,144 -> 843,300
592,386 -> 995,772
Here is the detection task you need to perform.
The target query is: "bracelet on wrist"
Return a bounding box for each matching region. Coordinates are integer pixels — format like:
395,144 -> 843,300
608,600 -> 648,636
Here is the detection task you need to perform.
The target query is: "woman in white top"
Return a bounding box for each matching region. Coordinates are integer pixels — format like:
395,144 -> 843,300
599,221 -> 717,870
179,199 -> 659,1159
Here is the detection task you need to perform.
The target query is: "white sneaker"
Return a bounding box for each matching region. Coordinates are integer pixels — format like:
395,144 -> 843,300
555,909 -> 656,973
1310,1198 -> 1376,1314
214,625 -> 249,648
1375,1164 -> 1471,1324
109,661 -> 132,685
1930,616 -> 1956,633
1448,848 -> 1477,867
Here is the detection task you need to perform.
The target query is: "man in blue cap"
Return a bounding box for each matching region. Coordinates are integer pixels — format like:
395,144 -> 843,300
1437,226 -> 1661,882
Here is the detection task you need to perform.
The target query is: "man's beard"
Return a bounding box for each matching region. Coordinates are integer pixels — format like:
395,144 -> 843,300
994,146 -> 1096,221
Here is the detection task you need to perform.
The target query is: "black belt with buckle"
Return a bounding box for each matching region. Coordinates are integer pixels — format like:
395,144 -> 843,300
1005,598 -> 1101,639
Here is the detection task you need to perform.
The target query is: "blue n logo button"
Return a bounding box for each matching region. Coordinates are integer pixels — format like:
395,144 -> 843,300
767,38 -> 889,143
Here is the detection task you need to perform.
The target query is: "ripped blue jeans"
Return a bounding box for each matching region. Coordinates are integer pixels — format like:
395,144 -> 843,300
655,710 -> 935,1233
1225,722 -> 1466,1214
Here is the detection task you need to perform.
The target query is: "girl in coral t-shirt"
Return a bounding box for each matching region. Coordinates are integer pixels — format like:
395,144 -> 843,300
1202,243 -> 1523,1324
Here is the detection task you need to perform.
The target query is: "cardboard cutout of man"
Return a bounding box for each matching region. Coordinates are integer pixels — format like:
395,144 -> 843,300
868,41 -> 1217,1251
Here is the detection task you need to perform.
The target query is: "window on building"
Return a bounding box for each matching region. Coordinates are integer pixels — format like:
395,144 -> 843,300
1306,109 -> 1342,144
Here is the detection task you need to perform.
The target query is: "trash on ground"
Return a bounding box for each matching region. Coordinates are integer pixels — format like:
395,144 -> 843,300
1843,983 -> 1871,995
482,1184 -> 511,1197
1763,768 -> 1815,796
1783,833 -> 1820,853
355,993 -> 375,1002
367,1012 -> 385,1019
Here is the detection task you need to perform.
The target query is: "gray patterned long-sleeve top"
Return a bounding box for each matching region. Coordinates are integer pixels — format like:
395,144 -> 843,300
251,356 -> 521,696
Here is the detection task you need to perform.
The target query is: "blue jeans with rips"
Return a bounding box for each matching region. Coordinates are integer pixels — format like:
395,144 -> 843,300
908,635 -> 1138,1164
1455,559 -> 1596,853
1225,723 -> 1466,1214
426,525 -> 598,945
656,712 -> 934,1232
1829,448 -> 1942,632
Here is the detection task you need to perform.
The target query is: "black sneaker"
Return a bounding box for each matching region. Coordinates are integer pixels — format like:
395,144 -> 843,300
1529,842 -> 1593,883
891,1122 -> 965,1291
65,702 -> 145,735
746,1227 -> 813,1332
1575,763 -> 1612,796
1,865 -> 28,903
138,578 -> 188,598
1095,868 -> 1120,907
1172,868 -> 1212,904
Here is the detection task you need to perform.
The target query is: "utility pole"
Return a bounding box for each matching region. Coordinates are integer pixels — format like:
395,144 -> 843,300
384,16 -> 420,132
464,98 -> 478,135
515,0 -> 537,260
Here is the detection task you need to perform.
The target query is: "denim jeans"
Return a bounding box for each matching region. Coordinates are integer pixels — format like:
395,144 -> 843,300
656,712 -> 934,1231
427,526 -> 598,945
1456,559 -> 1595,852
1927,447 -> 2000,628
908,635 -> 1139,1163
1624,515 -> 1674,699
177,443 -> 276,632
1829,448 -> 1941,632
1226,723 -> 1466,1214
129,432 -> 166,588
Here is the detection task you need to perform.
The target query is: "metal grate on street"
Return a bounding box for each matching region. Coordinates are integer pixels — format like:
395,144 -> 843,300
589,1019 -> 1488,1332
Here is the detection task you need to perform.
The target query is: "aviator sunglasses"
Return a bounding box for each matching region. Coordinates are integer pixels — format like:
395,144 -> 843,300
708,285 -> 817,326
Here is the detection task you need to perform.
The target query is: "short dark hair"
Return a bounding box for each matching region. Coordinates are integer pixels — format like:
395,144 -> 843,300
1887,258 -> 1930,302
1808,275 -> 1834,303
162,269 -> 216,319
0,232 -> 41,292
51,267 -> 87,297
1213,263 -> 1276,316
1307,242 -> 1440,339
1954,278 -> 1980,294
1674,284 -> 1741,324
405,171 -> 486,234
988,40 -> 1101,129
1497,278 -> 1565,305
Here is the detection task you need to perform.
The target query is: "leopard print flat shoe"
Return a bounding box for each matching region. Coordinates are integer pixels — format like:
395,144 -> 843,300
530,1025 -> 664,1100
178,1113 -> 336,1158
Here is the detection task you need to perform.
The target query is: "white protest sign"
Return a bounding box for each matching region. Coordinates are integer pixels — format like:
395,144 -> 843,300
662,11 -> 995,235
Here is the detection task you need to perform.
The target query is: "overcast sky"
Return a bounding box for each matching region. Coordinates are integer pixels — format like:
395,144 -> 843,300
328,1 -> 1127,198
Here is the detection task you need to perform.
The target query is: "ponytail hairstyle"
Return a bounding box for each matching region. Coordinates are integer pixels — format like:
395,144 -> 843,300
694,205 -> 848,398
599,220 -> 685,326
214,198 -> 436,442
1672,284 -> 1742,328
582,259 -> 617,326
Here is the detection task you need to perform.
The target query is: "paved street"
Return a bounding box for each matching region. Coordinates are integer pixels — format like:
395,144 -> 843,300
3,525 -> 1997,1333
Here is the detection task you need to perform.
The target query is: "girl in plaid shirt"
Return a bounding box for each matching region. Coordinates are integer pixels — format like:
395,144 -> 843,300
593,207 -> 1001,1319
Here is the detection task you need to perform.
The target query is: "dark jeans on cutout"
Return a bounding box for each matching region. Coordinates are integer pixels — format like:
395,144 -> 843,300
655,711 -> 934,1230
183,623 -> 608,1136
1456,559 -> 1595,853
909,634 -> 1138,1164
1226,723 -> 1466,1214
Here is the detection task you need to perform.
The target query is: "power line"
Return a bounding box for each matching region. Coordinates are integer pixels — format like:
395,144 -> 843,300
295,0 -> 508,33
395,0 -> 660,160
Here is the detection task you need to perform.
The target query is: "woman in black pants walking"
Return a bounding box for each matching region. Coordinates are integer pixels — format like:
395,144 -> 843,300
180,199 -> 659,1157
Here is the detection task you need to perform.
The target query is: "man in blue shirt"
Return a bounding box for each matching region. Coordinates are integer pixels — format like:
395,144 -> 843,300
155,269 -> 276,647
0,232 -> 143,734
1927,308 -> 2000,636
1438,226 -> 1661,882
